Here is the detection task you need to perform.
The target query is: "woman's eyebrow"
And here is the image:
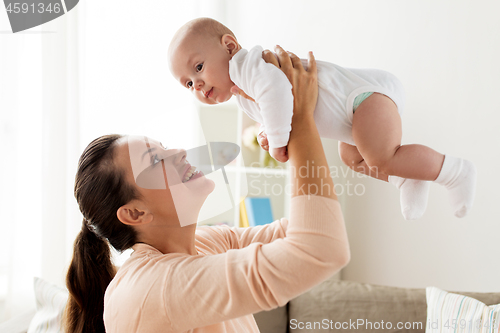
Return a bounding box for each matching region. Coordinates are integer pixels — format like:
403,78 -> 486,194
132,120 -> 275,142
141,147 -> 157,161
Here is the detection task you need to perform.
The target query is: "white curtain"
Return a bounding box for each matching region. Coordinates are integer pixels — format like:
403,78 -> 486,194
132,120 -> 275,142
0,8 -> 80,320
0,0 -> 232,321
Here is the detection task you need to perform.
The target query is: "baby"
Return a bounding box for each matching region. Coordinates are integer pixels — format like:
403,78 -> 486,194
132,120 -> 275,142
168,17 -> 476,220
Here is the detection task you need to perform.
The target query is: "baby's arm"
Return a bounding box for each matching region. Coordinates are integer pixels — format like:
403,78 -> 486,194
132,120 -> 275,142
229,46 -> 294,153
270,146 -> 288,163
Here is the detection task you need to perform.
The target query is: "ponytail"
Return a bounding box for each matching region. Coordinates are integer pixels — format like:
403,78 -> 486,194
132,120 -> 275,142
65,222 -> 115,333
64,134 -> 139,333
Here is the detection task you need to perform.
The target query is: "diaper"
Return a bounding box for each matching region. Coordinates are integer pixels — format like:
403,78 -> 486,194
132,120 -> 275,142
352,92 -> 374,113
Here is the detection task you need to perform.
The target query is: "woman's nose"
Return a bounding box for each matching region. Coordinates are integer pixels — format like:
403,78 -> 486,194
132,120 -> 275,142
174,149 -> 187,165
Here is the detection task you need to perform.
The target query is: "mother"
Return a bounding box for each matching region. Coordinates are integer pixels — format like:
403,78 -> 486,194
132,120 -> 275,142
64,47 -> 350,333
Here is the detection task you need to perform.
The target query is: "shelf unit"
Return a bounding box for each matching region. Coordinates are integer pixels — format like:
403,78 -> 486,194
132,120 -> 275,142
196,100 -> 344,227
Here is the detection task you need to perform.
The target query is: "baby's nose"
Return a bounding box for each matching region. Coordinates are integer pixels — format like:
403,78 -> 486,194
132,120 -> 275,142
194,80 -> 203,90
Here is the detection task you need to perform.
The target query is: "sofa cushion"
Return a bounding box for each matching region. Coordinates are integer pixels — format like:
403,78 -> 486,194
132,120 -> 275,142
288,280 -> 500,333
253,272 -> 341,333
289,279 -> 426,332
426,286 -> 500,332
27,277 -> 68,333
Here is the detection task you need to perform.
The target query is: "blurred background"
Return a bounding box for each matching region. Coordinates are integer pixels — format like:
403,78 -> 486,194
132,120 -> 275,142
1,0 -> 499,322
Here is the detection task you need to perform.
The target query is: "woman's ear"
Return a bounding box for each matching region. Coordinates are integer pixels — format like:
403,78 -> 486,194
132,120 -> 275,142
221,34 -> 240,55
117,200 -> 153,226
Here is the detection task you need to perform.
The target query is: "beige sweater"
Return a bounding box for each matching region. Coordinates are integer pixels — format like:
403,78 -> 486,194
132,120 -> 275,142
103,195 -> 348,333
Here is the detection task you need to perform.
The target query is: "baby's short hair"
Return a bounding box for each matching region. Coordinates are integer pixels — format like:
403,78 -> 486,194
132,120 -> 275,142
177,17 -> 236,42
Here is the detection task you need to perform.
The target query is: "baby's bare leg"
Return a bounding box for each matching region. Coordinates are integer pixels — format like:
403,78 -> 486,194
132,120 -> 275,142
352,93 -> 476,218
338,142 -> 388,181
352,93 -> 444,180
339,141 -> 430,220
351,93 -> 438,220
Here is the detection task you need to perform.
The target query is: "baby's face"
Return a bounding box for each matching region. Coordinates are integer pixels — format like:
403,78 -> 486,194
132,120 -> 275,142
169,33 -> 235,105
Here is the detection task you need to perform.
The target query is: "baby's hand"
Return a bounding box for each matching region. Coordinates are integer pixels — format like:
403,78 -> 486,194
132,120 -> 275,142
258,132 -> 289,162
257,131 -> 269,151
270,146 -> 289,163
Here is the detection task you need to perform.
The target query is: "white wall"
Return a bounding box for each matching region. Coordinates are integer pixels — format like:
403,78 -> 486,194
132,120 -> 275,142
227,0 -> 500,292
78,0 -> 500,292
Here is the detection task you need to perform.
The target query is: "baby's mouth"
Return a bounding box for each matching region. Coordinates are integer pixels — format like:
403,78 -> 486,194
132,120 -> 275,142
204,88 -> 213,99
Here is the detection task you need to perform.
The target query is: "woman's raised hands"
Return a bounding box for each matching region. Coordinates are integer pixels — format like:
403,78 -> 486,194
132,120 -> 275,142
262,46 -> 318,120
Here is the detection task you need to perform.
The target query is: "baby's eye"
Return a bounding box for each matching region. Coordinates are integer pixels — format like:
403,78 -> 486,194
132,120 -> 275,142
196,63 -> 203,72
151,154 -> 161,166
186,81 -> 193,88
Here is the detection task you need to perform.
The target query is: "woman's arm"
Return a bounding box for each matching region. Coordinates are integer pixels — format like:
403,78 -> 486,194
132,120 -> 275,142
264,47 -> 336,200
201,47 -> 337,249
157,48 -> 350,332
209,49 -> 336,250
195,219 -> 288,251
207,49 -> 333,252
235,47 -> 335,200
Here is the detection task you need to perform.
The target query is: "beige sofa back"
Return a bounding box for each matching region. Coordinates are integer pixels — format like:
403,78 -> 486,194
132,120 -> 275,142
254,279 -> 500,333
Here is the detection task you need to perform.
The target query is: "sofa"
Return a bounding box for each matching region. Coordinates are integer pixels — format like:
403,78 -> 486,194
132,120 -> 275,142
253,276 -> 500,333
2,276 -> 499,333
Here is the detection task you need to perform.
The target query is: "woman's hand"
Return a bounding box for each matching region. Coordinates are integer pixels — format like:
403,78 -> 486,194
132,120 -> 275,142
262,46 -> 335,200
238,47 -> 318,154
262,46 -> 318,120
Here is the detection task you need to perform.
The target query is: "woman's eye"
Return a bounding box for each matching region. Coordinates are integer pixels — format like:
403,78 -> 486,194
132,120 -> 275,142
196,63 -> 203,72
151,154 -> 161,166
187,81 -> 193,88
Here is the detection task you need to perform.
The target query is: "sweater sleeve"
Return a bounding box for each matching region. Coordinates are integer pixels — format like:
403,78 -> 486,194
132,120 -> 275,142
196,218 -> 289,251
164,195 -> 348,332
229,46 -> 294,149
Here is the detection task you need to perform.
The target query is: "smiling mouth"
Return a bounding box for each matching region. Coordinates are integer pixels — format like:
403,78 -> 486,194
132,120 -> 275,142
204,88 -> 213,99
182,165 -> 201,183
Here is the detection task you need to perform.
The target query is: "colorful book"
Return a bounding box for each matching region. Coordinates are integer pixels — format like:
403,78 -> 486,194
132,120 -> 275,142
244,197 -> 274,227
239,198 -> 250,228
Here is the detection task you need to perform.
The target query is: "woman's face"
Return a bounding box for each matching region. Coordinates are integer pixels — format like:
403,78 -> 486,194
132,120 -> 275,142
115,136 -> 215,227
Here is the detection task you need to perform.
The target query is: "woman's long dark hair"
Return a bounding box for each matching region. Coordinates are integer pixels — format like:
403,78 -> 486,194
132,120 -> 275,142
64,134 -> 139,333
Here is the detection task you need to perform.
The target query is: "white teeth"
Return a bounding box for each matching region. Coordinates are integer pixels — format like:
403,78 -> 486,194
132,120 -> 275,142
182,166 -> 198,183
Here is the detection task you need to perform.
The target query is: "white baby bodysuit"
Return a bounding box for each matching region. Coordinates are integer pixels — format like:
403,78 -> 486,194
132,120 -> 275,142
228,45 -> 406,148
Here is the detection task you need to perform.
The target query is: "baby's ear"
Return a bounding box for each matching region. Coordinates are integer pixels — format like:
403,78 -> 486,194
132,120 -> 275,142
221,34 -> 240,55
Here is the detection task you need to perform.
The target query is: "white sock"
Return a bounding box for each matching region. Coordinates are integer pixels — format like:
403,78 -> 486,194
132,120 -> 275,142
434,155 -> 477,218
389,176 -> 431,220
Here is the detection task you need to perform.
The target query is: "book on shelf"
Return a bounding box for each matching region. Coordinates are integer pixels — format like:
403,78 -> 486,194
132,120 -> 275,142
243,197 -> 274,227
239,198 -> 250,228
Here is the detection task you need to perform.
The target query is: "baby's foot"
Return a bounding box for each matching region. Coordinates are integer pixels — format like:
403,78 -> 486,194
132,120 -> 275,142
270,146 -> 288,163
389,176 -> 431,220
434,156 -> 477,218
